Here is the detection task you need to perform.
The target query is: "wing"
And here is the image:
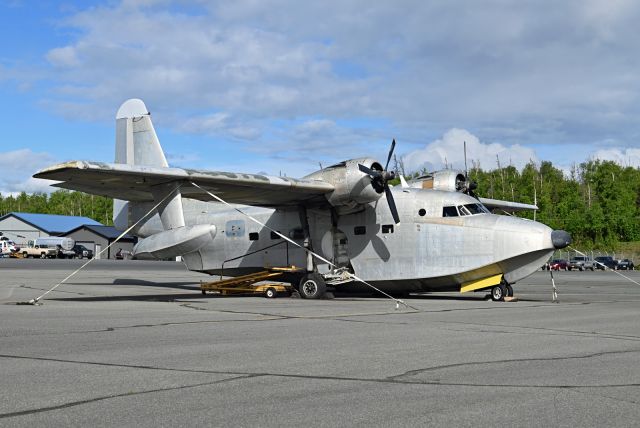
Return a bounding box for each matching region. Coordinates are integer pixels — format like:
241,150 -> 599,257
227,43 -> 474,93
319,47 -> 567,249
34,161 -> 335,207
479,197 -> 538,212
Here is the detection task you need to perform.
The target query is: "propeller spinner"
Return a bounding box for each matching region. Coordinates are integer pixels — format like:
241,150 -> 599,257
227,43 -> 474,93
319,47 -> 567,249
358,139 -> 400,224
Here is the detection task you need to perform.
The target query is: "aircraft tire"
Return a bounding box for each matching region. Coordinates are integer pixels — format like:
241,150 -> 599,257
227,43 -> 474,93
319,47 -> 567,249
491,284 -> 506,302
298,274 -> 326,299
265,287 -> 277,299
506,284 -> 514,297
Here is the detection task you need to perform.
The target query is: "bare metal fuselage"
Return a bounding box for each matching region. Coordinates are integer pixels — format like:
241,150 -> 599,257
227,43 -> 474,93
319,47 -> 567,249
135,187 -> 554,293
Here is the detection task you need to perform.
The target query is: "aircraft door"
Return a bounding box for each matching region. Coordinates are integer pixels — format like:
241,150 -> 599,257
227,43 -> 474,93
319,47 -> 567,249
320,229 -> 350,268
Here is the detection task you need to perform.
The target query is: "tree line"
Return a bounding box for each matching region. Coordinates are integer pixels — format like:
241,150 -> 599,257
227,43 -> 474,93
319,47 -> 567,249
396,158 -> 639,249
2,158 -> 639,248
468,159 -> 640,248
0,190 -> 114,226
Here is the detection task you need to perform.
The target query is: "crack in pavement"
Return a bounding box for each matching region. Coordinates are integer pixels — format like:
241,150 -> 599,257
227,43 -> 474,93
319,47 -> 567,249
437,320 -> 640,342
0,374 -> 256,419
440,327 -> 640,343
388,348 -> 640,384
1,351 -> 639,394
179,302 -> 418,320
0,317 -> 286,338
566,387 -> 640,406
0,309 -> 407,338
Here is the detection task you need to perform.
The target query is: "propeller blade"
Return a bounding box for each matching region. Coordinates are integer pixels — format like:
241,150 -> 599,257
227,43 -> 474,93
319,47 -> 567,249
358,163 -> 381,179
384,139 -> 396,171
385,186 -> 401,224
358,163 -> 376,177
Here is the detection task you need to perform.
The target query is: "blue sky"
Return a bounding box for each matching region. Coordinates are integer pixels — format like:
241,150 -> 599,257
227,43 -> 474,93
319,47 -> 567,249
3,0 -> 640,195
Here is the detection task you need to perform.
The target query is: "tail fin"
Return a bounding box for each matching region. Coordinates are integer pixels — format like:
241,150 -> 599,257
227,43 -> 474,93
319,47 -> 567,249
115,99 -> 168,167
113,99 -> 185,233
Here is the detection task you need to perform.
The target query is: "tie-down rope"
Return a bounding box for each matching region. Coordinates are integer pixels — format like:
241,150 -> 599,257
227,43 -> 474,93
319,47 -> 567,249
190,182 -> 415,310
20,188 -> 180,305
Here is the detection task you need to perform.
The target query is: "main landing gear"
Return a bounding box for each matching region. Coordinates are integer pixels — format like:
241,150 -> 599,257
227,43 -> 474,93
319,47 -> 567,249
298,273 -> 327,299
490,280 -> 513,302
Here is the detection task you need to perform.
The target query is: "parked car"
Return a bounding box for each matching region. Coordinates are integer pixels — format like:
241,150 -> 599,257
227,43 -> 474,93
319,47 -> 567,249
568,256 -> 595,271
72,244 -> 94,259
617,259 -> 635,270
594,256 -> 618,270
549,259 -> 569,271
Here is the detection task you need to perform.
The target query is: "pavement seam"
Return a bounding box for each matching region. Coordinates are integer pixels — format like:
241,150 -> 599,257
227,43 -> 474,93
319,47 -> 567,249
388,348 -> 640,381
1,353 -> 639,391
0,374 -> 256,419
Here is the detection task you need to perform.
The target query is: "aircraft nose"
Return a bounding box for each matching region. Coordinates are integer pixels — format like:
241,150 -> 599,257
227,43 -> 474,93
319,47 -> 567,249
551,230 -> 571,249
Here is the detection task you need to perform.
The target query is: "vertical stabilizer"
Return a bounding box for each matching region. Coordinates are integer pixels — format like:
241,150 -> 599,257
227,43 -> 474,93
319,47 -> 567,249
115,98 -> 168,167
113,99 -> 185,232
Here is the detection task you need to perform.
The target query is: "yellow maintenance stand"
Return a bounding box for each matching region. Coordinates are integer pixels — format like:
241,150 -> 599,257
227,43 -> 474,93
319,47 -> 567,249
200,267 -> 301,298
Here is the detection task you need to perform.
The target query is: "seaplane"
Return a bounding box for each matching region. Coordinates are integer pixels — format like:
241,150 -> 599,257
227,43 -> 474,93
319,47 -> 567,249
34,99 -> 571,301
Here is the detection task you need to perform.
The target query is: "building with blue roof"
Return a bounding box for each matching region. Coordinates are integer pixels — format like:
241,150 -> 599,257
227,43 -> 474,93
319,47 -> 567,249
0,212 -> 103,245
63,224 -> 137,260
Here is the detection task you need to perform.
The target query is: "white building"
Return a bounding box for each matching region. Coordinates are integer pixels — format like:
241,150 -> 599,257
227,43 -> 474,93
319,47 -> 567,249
0,212 -> 102,246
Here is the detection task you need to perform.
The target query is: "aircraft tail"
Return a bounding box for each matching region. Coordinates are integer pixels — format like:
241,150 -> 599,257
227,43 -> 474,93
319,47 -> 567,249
113,99 -> 185,233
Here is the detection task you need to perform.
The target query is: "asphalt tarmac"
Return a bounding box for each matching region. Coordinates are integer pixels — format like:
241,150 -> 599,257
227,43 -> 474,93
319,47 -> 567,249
1,259 -> 639,427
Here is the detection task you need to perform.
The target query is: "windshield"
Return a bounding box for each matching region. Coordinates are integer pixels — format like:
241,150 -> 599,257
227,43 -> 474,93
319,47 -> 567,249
458,203 -> 490,216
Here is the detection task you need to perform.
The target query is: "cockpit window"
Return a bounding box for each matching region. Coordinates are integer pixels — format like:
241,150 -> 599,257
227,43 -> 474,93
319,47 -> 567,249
443,206 -> 459,217
458,205 -> 472,216
458,203 -> 490,216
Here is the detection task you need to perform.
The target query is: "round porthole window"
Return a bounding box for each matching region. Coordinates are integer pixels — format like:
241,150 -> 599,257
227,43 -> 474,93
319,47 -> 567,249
418,208 -> 426,216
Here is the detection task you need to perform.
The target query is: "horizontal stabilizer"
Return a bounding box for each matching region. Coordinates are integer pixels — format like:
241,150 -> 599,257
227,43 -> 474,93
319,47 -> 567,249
133,224 -> 216,260
479,197 -> 538,212
34,161 -> 335,207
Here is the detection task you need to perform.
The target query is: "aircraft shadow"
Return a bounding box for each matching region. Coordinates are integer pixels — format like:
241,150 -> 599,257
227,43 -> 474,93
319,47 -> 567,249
48,293 -> 211,302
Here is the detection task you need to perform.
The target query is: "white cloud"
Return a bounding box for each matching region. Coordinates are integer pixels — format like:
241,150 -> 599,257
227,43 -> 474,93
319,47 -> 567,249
4,0 -> 640,180
46,46 -> 80,67
591,147 -> 640,168
403,129 -> 538,174
0,149 -> 58,195
178,112 -> 230,135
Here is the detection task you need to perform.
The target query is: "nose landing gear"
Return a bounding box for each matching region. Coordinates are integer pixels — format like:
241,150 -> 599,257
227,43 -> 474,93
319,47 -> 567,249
490,280 -> 514,302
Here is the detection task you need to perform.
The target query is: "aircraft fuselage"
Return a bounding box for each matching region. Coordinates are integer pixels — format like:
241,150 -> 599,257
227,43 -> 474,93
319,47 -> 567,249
136,187 -> 555,293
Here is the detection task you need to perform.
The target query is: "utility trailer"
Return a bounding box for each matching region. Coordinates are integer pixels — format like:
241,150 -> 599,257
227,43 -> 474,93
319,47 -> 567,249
200,267 -> 301,298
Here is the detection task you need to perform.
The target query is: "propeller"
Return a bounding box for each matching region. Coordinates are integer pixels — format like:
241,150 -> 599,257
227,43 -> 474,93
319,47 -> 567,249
358,139 -> 400,224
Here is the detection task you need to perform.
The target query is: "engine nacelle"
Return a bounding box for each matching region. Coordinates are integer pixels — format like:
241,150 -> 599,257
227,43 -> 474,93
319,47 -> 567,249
304,158 -> 383,208
411,170 -> 467,192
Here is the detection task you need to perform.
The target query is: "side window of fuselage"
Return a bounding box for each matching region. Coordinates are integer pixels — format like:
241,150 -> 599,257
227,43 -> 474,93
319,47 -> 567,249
443,206 -> 459,217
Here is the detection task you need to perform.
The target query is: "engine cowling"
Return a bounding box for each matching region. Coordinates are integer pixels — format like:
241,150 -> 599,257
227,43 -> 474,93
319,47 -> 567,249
304,158 -> 384,208
411,169 -> 467,192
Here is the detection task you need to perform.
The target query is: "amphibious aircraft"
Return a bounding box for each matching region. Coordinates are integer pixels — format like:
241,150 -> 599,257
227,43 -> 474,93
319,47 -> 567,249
34,99 -> 571,301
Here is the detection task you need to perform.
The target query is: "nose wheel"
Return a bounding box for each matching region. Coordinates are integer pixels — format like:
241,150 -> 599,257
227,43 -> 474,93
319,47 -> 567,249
505,284 -> 514,297
491,284 -> 506,301
490,281 -> 513,301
